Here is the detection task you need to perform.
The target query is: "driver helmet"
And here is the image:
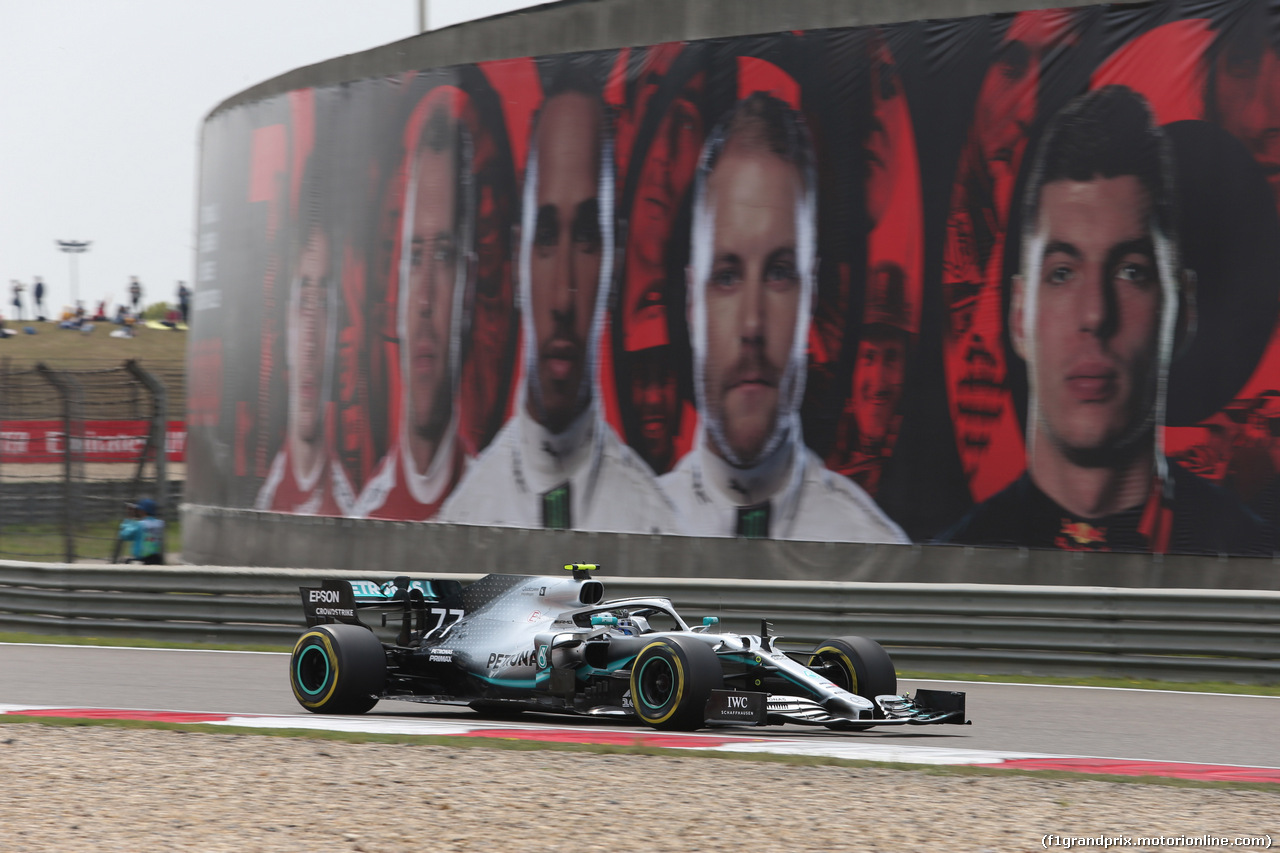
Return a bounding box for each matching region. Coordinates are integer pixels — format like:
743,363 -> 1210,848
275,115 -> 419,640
616,615 -> 650,635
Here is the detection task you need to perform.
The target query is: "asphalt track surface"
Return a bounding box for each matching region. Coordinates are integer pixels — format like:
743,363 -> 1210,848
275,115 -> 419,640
3,642 -> 1278,769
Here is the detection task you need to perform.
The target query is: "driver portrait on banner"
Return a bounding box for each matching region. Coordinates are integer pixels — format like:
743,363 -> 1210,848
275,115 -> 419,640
355,84 -> 475,521
659,90 -> 908,543
939,11 -> 1073,506
826,32 -> 923,499
439,64 -> 681,534
939,86 -> 1269,554
614,42 -> 707,477
255,128 -> 354,518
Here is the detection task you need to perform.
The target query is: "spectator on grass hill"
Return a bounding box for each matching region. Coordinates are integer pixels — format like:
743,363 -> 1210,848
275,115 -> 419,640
129,276 -> 142,313
176,281 -> 190,325
33,276 -> 45,320
10,280 -> 24,322
60,301 -> 89,331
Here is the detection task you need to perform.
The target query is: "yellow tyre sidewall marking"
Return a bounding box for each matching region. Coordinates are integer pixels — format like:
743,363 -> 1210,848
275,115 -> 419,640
292,630 -> 340,709
632,642 -> 685,725
812,646 -> 858,695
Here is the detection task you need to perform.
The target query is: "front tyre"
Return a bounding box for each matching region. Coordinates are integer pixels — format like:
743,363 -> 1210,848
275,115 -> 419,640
290,624 -> 386,714
630,636 -> 723,731
809,636 -> 897,730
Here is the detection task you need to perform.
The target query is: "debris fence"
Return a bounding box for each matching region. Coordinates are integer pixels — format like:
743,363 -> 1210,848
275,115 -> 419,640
0,359 -> 180,562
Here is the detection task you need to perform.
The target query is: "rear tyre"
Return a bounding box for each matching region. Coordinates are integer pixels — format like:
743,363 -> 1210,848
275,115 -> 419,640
809,636 -> 897,730
630,636 -> 723,731
290,624 -> 386,714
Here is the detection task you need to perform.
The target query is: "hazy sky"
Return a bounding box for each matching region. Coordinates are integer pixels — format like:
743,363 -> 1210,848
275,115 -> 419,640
0,0 -> 542,318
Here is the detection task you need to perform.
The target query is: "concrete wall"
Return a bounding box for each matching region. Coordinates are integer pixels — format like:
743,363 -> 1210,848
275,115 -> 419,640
181,502 -> 1280,590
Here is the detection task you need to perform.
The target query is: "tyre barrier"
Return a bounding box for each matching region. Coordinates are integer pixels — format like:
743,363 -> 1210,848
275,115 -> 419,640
0,561 -> 1277,683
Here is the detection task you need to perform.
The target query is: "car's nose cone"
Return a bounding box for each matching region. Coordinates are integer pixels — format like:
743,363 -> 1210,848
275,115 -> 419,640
823,695 -> 872,720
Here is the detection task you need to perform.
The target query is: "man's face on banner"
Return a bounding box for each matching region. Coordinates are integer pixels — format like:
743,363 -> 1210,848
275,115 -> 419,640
630,345 -> 680,470
472,122 -> 511,302
853,328 -> 907,448
1213,41 -> 1280,204
943,38 -> 1038,478
865,42 -> 907,227
629,66 -> 704,275
622,54 -> 704,473
1019,176 -> 1163,458
944,275 -> 1008,470
702,146 -> 803,464
976,38 -> 1038,214
292,227 -> 330,447
1255,394 -> 1280,469
405,139 -> 459,445
529,92 -> 604,433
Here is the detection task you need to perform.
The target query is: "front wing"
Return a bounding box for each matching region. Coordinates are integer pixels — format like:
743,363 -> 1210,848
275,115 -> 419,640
706,688 -> 968,728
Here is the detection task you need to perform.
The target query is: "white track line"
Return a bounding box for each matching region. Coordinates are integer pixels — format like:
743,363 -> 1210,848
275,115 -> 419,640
4,704 -> 1280,775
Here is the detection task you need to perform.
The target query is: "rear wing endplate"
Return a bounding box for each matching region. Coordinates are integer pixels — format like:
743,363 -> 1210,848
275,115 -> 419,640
299,577 -> 466,629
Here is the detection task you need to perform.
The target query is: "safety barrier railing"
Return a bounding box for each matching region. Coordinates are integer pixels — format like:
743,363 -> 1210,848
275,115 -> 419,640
1,561 -> 1276,683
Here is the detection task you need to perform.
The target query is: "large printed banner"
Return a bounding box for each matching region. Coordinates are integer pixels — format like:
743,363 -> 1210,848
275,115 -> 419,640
0,421 -> 186,463
190,0 -> 1280,558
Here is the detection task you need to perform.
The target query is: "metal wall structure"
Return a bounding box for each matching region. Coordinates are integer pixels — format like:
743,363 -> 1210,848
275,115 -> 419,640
0,360 -> 171,561
189,0 -> 1280,581
213,0 -> 1132,116
1,561 -> 1276,683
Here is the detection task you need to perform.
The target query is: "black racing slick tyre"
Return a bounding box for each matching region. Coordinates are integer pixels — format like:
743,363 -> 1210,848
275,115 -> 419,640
290,624 -> 387,714
809,636 -> 897,730
630,636 -> 723,731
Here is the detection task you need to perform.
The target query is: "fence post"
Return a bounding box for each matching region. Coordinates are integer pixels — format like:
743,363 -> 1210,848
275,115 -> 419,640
35,363 -> 79,562
0,357 -> 6,541
124,360 -> 168,556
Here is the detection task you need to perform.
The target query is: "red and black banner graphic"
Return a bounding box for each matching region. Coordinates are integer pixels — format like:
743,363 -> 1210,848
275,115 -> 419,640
189,0 -> 1280,558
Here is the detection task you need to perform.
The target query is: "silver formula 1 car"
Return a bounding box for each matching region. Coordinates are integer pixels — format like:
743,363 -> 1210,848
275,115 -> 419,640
289,564 -> 968,732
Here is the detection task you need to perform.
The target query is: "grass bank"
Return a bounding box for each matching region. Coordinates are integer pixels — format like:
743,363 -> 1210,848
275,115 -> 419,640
0,520 -> 183,562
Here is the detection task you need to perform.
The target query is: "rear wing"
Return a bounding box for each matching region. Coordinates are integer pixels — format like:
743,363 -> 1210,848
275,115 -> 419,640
300,580 -> 361,626
299,576 -> 465,645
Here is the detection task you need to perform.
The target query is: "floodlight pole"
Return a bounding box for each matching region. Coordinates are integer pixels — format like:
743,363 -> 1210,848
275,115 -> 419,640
417,0 -> 429,32
56,240 -> 91,307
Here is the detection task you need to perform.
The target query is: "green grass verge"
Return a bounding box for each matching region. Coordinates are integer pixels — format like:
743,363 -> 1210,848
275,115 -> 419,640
0,320 -> 188,369
0,519 -> 183,562
1,714 -> 1275,792
0,631 -> 289,653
